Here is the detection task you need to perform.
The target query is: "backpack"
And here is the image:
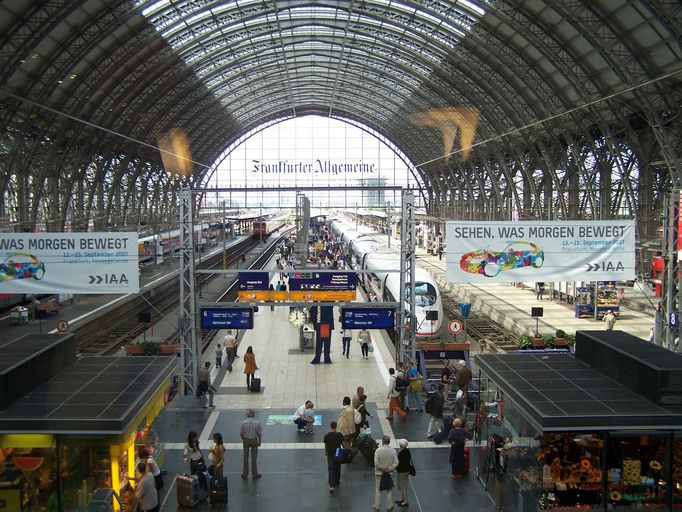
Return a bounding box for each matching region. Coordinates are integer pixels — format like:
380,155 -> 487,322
424,396 -> 433,414
394,373 -> 409,391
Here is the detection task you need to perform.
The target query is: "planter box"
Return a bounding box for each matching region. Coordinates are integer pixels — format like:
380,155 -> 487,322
532,338 -> 547,348
124,345 -> 145,355
160,344 -> 180,354
417,342 -> 471,352
124,344 -> 180,355
554,338 -> 568,347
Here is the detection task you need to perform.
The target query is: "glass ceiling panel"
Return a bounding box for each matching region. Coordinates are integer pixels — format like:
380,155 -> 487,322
135,0 -> 486,111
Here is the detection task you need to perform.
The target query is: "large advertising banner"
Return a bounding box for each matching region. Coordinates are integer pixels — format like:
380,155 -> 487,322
446,220 -> 636,283
0,233 -> 139,294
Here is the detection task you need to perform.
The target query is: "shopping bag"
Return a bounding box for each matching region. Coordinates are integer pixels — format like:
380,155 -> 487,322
379,472 -> 394,490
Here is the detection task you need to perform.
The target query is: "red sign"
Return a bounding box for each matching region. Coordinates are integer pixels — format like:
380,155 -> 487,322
56,319 -> 69,333
448,320 -> 462,335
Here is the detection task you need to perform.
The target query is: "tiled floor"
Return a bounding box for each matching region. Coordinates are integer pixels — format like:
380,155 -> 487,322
155,305 -> 497,511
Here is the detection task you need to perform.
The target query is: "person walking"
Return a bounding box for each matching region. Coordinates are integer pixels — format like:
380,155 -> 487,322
198,361 -> 215,409
208,432 -> 225,479
454,360 -> 472,418
239,409 -> 262,479
243,346 -> 258,390
340,323 -> 352,359
395,439 -> 413,507
386,368 -> 407,421
352,386 -> 365,410
603,310 -> 617,330
395,362 -> 408,411
441,360 -> 454,399
324,421 -> 345,494
355,394 -> 372,435
373,435 -> 399,512
426,384 -> 445,438
358,328 -> 372,359
407,361 -> 423,412
448,418 -> 473,479
135,462 -> 159,512
223,329 -> 237,372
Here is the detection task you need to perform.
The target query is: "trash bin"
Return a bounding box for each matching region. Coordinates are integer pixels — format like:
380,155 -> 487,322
301,323 -> 315,351
10,306 -> 28,325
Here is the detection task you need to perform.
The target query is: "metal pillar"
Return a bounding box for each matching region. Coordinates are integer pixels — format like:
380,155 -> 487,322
294,193 -> 310,262
398,190 -> 417,364
661,190 -> 681,352
178,186 -> 199,394
386,201 -> 391,248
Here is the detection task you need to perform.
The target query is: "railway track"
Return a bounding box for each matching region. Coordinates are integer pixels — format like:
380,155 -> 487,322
75,233 -> 290,356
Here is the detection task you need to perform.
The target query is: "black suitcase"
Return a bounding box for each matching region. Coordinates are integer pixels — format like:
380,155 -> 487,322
250,377 -> 261,392
357,436 -> 378,466
432,416 -> 454,445
210,476 -> 228,504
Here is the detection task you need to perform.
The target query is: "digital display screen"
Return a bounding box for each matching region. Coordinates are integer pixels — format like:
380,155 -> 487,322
341,308 -> 395,329
201,308 -> 254,329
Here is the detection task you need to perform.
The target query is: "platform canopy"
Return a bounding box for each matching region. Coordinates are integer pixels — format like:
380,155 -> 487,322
0,1 -> 680,232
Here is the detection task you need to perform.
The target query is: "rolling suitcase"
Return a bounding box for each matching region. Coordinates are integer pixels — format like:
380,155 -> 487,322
210,476 -> 228,504
464,446 -> 470,473
357,436 -> 378,466
250,377 -> 261,392
177,473 -> 202,507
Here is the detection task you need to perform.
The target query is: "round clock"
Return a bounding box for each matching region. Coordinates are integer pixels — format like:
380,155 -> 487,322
289,309 -> 307,327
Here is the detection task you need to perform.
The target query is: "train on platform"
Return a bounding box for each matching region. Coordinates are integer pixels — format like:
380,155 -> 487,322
251,216 -> 287,240
331,220 -> 444,339
138,223 -> 223,264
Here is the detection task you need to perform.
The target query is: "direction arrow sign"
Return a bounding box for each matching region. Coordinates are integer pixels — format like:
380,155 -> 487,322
341,308 -> 395,329
201,308 -> 254,329
288,271 -> 357,292
448,319 -> 463,334
237,272 -> 270,291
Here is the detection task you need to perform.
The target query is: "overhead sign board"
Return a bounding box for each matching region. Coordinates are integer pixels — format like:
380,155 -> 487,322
341,308 -> 395,329
201,308 -> 254,329
238,272 -> 270,291
446,220 -> 636,283
0,232 -> 138,294
288,271 -> 357,302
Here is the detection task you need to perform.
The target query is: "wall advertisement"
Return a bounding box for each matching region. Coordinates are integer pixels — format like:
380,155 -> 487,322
445,220 -> 636,283
0,232 -> 139,294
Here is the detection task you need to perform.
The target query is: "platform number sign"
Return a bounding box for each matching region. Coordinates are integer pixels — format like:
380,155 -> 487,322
670,312 -> 679,331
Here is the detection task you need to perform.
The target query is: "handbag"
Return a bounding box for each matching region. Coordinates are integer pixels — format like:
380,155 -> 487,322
354,408 -> 362,424
379,472 -> 394,491
334,447 -> 346,461
359,426 -> 372,436
410,378 -> 423,392
409,464 -> 416,476
368,343 -> 374,353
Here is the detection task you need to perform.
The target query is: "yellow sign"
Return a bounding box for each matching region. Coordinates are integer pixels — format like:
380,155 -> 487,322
289,290 -> 357,302
237,291 -> 271,301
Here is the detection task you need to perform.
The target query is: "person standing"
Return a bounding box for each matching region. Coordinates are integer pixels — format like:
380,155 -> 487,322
407,361 -> 423,412
448,418 -> 473,479
243,346 -> 258,390
337,396 -> 356,443
208,432 -> 225,479
198,361 -> 215,409
138,447 -> 163,491
395,362 -> 408,411
387,368 -> 407,421
182,431 -> 205,475
358,328 -> 372,359
441,360 -> 454,399
603,310 -> 617,330
223,329 -> 237,372
454,360 -> 473,418
324,421 -> 345,494
536,282 -> 545,301
135,462 -> 159,512
355,394 -> 372,434
373,435 -> 399,512
426,384 -> 445,438
215,343 -> 223,368
395,439 -> 413,507
239,409 -> 262,479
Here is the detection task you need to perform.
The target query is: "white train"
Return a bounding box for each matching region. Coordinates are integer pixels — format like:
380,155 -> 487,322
331,220 -> 444,338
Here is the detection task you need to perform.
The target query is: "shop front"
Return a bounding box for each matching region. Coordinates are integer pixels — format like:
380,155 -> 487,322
0,337 -> 175,511
474,333 -> 682,511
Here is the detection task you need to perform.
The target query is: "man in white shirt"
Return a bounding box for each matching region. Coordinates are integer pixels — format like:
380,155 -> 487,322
373,435 -> 398,511
223,330 -> 237,372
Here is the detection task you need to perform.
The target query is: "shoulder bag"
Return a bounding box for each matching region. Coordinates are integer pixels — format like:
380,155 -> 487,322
379,471 -> 394,491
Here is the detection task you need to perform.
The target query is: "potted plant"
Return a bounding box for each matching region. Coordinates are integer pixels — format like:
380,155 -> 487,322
565,333 -> 576,346
542,334 -> 556,348
554,329 -> 568,347
141,341 -> 161,356
518,335 -> 533,349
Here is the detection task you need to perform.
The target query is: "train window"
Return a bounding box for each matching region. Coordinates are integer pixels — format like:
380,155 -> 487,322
406,282 -> 437,306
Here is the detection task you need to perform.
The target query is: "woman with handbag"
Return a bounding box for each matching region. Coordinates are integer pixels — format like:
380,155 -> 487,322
357,328 -> 372,359
395,439 -> 414,507
355,394 -> 372,437
208,432 -> 225,478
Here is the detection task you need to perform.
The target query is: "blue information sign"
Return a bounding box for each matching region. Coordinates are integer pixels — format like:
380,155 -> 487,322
238,272 -> 270,291
289,271 -> 357,291
342,308 -> 395,329
201,308 -> 254,329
